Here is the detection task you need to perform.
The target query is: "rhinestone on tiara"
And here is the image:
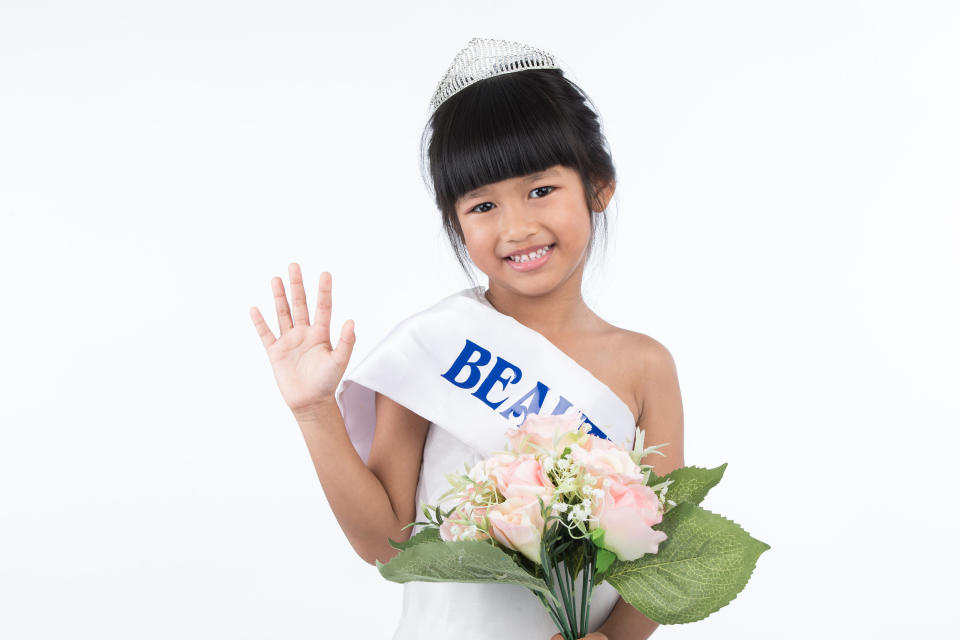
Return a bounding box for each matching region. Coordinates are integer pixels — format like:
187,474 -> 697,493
428,37 -> 562,114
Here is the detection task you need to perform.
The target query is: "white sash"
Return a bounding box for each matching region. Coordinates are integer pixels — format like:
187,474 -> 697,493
335,286 -> 637,465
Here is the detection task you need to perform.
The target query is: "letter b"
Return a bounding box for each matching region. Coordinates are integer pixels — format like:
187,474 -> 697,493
440,339 -> 491,389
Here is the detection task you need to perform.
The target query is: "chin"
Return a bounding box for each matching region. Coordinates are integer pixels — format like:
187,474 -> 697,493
492,276 -> 562,297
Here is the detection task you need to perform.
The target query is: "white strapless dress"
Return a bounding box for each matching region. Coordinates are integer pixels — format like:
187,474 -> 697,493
335,286 -> 637,640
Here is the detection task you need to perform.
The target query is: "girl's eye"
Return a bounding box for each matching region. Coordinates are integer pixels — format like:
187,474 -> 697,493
470,202 -> 495,214
530,185 -> 555,198
466,186 -> 555,214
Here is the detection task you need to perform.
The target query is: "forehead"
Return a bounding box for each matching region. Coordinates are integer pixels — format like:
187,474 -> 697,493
460,165 -> 572,200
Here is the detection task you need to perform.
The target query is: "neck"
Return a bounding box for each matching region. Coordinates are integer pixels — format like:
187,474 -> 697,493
483,275 -> 596,338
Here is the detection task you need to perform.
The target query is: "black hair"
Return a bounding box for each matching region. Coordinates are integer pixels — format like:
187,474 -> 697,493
419,68 -> 617,290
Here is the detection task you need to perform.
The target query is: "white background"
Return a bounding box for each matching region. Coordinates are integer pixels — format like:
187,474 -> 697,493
2,1 -> 957,638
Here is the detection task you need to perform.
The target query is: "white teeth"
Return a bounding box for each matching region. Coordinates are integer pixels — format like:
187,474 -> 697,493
509,245 -> 551,262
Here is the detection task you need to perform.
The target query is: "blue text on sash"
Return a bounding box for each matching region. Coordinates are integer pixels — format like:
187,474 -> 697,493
440,338 -> 609,439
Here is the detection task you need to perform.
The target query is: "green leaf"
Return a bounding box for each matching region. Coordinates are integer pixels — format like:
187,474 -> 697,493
588,528 -> 606,548
601,502 -> 770,624
587,529 -> 618,583
377,539 -> 559,606
387,526 -> 441,551
652,463 -> 727,506
586,528 -> 616,581
595,548 -> 617,575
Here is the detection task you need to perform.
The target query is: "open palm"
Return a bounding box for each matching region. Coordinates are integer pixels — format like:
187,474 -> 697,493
249,263 -> 356,414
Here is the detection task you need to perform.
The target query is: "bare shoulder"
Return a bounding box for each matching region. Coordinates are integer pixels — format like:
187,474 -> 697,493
604,327 -> 679,399
614,328 -> 684,471
627,331 -> 678,379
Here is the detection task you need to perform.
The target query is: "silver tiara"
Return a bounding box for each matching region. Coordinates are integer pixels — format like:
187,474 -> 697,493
428,37 -> 563,114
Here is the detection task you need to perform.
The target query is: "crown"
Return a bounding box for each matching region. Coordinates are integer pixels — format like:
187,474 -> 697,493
428,37 -> 563,114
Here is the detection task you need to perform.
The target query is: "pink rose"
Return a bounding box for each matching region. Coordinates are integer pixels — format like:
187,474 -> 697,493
485,453 -> 555,500
570,436 -> 643,483
486,496 -> 548,564
506,409 -> 586,455
439,503 -> 490,542
590,473 -> 668,561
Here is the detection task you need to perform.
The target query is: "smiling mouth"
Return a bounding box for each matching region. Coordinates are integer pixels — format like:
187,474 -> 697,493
503,243 -> 556,271
503,243 -> 555,263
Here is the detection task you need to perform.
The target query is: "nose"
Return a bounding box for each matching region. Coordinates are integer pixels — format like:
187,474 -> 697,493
497,200 -> 539,242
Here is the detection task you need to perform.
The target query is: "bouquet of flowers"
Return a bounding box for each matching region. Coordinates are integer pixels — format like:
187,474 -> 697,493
377,410 -> 769,640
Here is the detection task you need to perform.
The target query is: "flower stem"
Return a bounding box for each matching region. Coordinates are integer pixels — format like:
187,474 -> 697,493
579,544 -> 595,637
555,556 -> 578,637
540,539 -> 574,640
534,590 -> 567,637
566,558 -> 579,633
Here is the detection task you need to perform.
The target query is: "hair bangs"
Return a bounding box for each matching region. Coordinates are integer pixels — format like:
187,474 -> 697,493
430,74 -> 583,215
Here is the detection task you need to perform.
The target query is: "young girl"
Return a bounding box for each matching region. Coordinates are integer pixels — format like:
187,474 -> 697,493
249,37 -> 684,640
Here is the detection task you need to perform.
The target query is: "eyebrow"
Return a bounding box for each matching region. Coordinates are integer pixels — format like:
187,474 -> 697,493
462,168 -> 560,200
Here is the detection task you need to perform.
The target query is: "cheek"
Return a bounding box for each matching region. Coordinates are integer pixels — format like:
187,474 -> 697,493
574,210 -> 594,234
545,221 -> 589,257
460,226 -> 496,260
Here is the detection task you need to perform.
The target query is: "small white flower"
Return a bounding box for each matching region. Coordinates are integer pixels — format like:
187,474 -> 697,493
467,460 -> 487,482
542,456 -> 555,471
581,499 -> 592,511
569,506 -> 586,523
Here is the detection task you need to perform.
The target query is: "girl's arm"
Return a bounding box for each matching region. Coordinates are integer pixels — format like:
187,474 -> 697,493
295,392 -> 430,566
597,336 -> 685,640
250,265 -> 430,566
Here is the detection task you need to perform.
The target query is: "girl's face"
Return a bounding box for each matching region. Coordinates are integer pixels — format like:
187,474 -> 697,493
454,164 -> 612,298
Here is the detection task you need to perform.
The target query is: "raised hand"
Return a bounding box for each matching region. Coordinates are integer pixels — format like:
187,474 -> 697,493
249,263 -> 356,416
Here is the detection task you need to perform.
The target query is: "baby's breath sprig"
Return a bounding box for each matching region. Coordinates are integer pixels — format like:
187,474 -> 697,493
439,500 -> 494,540
541,448 -> 604,540
648,477 -> 675,512
438,460 -> 501,506
402,502 -> 458,531
629,427 -> 669,467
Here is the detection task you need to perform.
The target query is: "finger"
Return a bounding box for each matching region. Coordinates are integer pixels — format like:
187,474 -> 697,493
313,271 -> 333,348
288,262 -> 310,327
272,276 -> 294,333
248,306 -> 277,350
332,318 -> 356,370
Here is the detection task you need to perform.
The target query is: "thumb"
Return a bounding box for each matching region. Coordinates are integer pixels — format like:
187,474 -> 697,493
333,318 -> 356,368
